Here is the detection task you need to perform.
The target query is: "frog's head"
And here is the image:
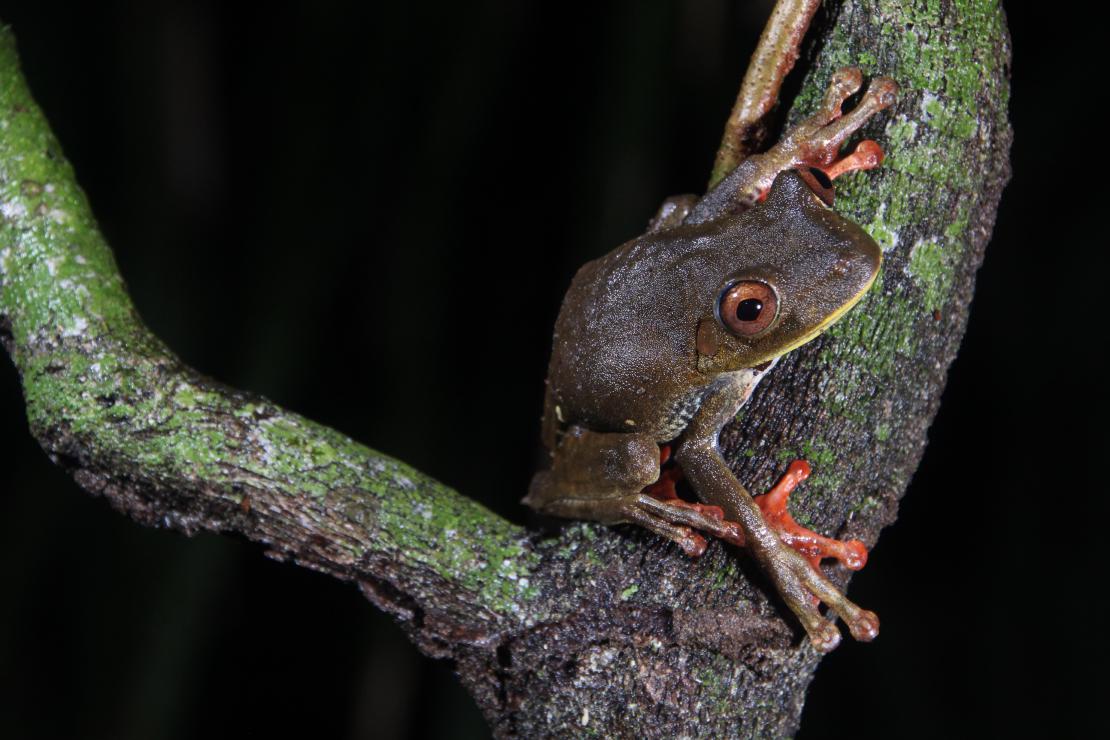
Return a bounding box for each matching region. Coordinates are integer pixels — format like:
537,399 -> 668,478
697,169 -> 881,372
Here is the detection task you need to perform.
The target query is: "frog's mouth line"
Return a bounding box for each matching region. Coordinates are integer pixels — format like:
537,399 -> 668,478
771,267 -> 880,359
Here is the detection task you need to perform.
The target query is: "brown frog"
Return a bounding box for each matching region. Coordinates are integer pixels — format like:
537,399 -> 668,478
525,61 -> 898,652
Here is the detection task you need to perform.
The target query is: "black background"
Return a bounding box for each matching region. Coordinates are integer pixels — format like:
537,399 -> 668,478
0,2 -> 1102,738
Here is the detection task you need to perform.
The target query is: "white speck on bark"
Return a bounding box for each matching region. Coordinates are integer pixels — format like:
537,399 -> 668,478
1,201 -> 27,219
62,316 -> 87,337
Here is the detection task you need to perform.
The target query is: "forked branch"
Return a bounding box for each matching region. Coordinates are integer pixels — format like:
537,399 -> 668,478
0,1 -> 1011,735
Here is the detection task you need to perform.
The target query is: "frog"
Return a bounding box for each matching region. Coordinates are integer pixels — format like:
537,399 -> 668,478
524,55 -> 898,652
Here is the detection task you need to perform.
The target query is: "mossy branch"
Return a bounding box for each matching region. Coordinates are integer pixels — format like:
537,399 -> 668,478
0,1 -> 1010,736
0,27 -> 540,649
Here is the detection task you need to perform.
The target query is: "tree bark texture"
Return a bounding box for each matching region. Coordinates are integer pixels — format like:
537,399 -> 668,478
0,1 -> 1010,737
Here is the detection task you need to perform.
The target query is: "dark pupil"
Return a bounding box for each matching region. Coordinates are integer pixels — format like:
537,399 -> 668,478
736,298 -> 763,322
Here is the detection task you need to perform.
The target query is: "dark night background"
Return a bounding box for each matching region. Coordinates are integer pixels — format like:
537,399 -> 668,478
0,2 -> 1102,738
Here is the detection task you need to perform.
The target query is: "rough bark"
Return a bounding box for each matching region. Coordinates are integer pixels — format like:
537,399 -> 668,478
0,1 -> 1010,737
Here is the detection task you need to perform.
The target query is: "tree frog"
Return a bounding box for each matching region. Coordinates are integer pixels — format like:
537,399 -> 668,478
525,67 -> 897,653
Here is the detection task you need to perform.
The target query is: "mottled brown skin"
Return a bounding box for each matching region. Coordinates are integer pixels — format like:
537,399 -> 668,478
525,70 -> 897,652
543,172 -> 877,437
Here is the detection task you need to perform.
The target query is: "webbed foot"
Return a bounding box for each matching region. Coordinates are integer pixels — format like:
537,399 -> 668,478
753,460 -> 869,572
646,455 -> 868,572
730,68 -> 898,208
755,459 -> 879,647
644,451 -> 878,651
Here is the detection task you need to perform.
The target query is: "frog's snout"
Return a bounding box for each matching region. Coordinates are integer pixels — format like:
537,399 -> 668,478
840,237 -> 882,294
813,239 -> 881,326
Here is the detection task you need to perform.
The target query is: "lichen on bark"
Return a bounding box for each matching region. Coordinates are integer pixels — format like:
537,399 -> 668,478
0,1 -> 1010,736
0,26 -> 541,636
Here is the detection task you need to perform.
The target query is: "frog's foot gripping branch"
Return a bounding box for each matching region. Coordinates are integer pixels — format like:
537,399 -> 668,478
643,452 -> 876,652
740,67 -> 897,205
645,453 -> 868,572
750,460 -> 869,572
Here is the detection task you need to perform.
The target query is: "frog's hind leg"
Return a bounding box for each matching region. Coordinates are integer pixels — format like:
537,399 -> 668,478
526,431 -> 748,558
534,495 -> 713,558
536,491 -> 755,559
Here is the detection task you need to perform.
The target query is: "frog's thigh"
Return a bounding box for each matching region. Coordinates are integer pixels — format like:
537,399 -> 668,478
527,427 -> 657,514
528,426 -> 737,552
542,426 -> 660,495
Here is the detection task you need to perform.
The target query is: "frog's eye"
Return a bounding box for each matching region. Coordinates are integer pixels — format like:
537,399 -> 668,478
719,280 -> 778,336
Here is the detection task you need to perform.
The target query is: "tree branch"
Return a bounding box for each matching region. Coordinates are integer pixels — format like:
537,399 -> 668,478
0,26 -> 540,651
0,0 -> 1010,736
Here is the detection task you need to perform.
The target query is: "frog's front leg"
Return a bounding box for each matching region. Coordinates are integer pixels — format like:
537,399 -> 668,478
674,374 -> 879,652
689,69 -> 897,224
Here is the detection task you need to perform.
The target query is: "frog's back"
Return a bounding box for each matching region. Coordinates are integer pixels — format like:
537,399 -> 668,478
545,223 -> 727,438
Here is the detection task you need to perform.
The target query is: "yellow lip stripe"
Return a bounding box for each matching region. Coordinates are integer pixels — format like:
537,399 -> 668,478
771,269 -> 879,358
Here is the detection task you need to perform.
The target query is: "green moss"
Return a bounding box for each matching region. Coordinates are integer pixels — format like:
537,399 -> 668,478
792,0 -> 1009,316
865,204 -> 902,252
620,584 -> 639,600
794,439 -> 845,514
17,334 -> 543,615
0,22 -> 542,619
905,238 -> 953,312
0,34 -> 137,350
693,655 -> 744,718
173,386 -> 198,409
774,0 -> 1009,530
799,440 -> 836,470
375,471 -> 541,614
711,558 -> 738,590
